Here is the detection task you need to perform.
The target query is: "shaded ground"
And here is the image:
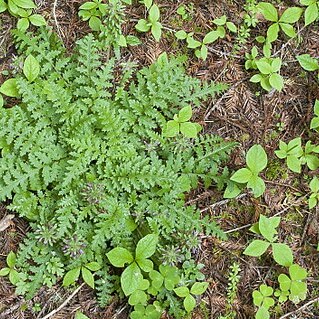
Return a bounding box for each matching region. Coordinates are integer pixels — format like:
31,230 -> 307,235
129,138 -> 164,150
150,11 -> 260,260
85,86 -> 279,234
0,0 -> 319,318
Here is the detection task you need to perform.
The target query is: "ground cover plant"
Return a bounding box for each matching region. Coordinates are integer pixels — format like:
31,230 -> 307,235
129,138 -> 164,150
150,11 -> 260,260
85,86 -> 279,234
0,0 -> 318,318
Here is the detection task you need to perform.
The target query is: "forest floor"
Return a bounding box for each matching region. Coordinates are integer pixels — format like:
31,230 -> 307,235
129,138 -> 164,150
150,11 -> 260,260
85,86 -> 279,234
0,0 -> 319,318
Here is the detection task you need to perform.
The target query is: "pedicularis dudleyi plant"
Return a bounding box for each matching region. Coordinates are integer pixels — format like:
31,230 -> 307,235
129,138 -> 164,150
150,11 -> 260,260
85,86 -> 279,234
0,24 -> 235,317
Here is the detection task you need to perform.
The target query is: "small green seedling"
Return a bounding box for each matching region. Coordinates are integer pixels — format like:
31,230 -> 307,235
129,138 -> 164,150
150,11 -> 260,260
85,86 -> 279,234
0,0 -> 46,31
0,251 -> 21,285
229,144 -> 268,197
176,4 -> 193,21
250,57 -> 284,91
300,0 -> 319,26
245,46 -> 259,70
252,284 -> 275,319
244,214 -> 294,267
175,15 -> 236,60
275,138 -> 319,172
258,3 -> 303,42
297,54 -> 319,80
63,262 -> 101,289
308,177 -> 319,208
310,100 -> 319,130
276,264 -> 307,304
107,234 -> 158,297
163,105 -> 202,138
135,4 -> 162,42
130,303 -> 162,319
275,137 -> 303,173
78,0 -> 108,31
174,282 -> 209,313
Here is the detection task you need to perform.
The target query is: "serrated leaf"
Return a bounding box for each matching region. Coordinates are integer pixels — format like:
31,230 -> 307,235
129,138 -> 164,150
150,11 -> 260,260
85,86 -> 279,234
23,54 -> 40,82
107,247 -> 134,267
243,240 -> 270,257
63,267 -> 81,286
272,243 -> 293,266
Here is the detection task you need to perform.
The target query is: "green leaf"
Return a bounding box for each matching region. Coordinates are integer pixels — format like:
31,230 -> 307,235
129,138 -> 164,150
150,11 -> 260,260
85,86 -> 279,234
289,264 -> 307,281
0,0 -> 7,13
6,251 -> 16,268
23,54 -> 40,82
63,267 -> 81,286
267,23 -> 280,42
175,30 -> 187,40
126,35 -> 141,46
310,176 -> 319,193
107,247 -> 134,267
178,105 -> 192,122
200,44 -> 208,61
136,19 -> 150,32
164,120 -> 179,137
75,311 -> 90,319
128,290 -> 148,305
203,30 -> 220,44
256,307 -> 270,319
278,274 -> 291,291
246,144 -> 268,173
256,60 -> 273,75
260,284 -> 273,297
304,4 -> 319,26
9,269 -> 20,285
0,78 -> 19,97
226,21 -> 237,33
258,2 -> 278,22
279,7 -> 303,23
297,54 -> 319,71
136,258 -> 153,272
85,262 -> 101,272
259,215 -> 280,242
213,15 -> 227,25
29,14 -> 46,26
79,2 -> 97,10
309,194 -> 317,209
135,234 -> 158,260
187,36 -> 201,48
143,0 -> 152,10
244,240 -> 270,257
89,16 -> 101,31
149,270 -> 164,289
151,21 -> 162,42
272,243 -> 293,266
184,294 -> 196,312
180,122 -> 198,138
0,268 -> 10,276
12,0 -> 36,9
174,286 -> 189,297
223,182 -> 242,198
230,168 -> 252,183
17,17 -> 29,31
280,23 -> 296,38
250,74 -> 262,83
269,73 -> 284,91
247,175 -> 265,197
121,262 -> 143,296
287,155 -> 301,173
149,4 -> 160,23
190,282 -> 209,295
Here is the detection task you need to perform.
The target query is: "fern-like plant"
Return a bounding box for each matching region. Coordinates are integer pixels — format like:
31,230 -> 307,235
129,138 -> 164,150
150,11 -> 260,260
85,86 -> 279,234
0,27 -> 234,317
